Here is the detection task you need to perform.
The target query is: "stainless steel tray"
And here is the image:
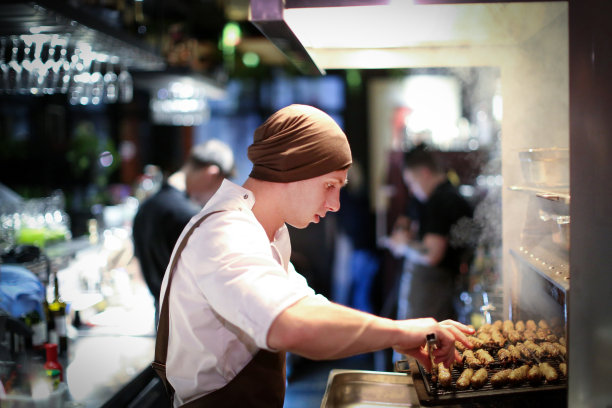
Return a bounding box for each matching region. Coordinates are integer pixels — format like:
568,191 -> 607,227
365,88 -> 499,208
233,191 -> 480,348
320,369 -> 419,407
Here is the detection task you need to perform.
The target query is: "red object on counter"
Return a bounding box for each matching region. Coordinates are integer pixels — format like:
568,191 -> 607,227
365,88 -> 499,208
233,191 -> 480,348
44,343 -> 63,383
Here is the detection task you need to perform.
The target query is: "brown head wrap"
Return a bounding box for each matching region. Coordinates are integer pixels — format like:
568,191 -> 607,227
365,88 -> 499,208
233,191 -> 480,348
247,104 -> 352,182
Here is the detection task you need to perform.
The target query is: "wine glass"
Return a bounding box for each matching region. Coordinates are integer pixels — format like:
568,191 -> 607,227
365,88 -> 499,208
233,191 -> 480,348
59,42 -> 75,94
7,36 -> 23,93
26,34 -> 51,95
19,35 -> 34,94
103,58 -> 118,103
0,37 -> 9,93
117,63 -> 133,103
90,58 -> 104,105
43,35 -> 60,94
68,44 -> 94,105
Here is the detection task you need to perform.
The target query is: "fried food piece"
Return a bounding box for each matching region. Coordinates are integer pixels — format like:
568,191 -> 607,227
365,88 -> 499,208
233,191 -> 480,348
545,334 -> 559,343
502,320 -> 514,336
528,365 -> 543,384
538,320 -> 549,330
497,348 -> 513,365
559,363 -> 567,377
479,323 -> 493,334
475,349 -> 494,366
490,369 -> 512,388
471,367 -> 488,389
526,320 -> 537,332
539,362 -> 559,383
507,344 -> 522,362
524,340 -> 544,358
509,365 -> 530,386
463,350 -> 481,369
467,336 -> 485,349
555,343 -> 567,357
455,340 -> 467,353
559,337 -> 566,346
523,330 -> 537,342
536,328 -> 550,341
514,342 -> 532,361
491,330 -> 506,348
456,368 -> 474,390
437,363 -> 452,388
515,320 -> 526,333
540,342 -> 559,358
493,320 -> 503,330
507,330 -> 522,344
477,331 -> 493,345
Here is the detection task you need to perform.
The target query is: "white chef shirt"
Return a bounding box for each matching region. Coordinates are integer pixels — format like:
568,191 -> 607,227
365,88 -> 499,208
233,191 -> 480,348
159,179 -> 327,406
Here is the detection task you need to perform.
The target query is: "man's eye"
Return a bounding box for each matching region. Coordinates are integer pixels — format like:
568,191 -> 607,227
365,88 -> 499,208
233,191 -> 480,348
326,183 -> 334,189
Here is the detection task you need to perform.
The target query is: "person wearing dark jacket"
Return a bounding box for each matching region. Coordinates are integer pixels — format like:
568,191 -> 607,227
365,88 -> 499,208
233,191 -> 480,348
132,140 -> 234,324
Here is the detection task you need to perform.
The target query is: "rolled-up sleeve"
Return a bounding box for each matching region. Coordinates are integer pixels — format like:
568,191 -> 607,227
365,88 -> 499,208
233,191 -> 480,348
180,210 -> 321,349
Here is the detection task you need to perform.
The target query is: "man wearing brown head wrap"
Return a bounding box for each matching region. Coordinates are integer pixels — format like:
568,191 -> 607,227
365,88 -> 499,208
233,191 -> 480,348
248,104 -> 353,183
156,104 -> 473,407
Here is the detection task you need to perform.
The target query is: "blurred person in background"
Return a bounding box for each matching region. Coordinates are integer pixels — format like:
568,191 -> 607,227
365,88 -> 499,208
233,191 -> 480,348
132,140 -> 235,325
382,143 -> 474,323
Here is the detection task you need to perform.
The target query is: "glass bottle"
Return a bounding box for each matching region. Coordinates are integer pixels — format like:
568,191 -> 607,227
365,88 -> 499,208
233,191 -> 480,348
22,310 -> 47,350
48,273 -> 68,356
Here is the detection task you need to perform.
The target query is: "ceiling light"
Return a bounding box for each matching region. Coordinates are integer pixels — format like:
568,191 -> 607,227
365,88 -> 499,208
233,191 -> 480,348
250,0 -> 567,74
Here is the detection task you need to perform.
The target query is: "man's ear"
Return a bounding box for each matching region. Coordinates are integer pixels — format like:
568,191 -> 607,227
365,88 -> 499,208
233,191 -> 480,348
205,165 -> 221,176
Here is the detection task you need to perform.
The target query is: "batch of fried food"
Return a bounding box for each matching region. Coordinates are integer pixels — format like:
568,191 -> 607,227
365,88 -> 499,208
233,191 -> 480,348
429,319 -> 567,391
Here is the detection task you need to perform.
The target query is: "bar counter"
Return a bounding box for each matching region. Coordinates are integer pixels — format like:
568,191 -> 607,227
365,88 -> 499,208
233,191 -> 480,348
46,231 -> 165,407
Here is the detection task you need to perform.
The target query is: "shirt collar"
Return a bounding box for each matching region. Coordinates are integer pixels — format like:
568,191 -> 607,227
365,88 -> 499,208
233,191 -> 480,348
203,179 -> 291,269
203,179 -> 256,213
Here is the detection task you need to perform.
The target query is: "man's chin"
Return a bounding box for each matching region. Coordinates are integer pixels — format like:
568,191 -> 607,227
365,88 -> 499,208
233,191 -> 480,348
287,220 -> 311,229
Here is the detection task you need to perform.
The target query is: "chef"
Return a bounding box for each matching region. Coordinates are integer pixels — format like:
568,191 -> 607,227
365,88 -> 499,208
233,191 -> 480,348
154,104 -> 473,407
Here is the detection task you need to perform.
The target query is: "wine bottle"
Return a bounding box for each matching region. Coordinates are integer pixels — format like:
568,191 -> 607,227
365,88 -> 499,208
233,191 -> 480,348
22,310 -> 47,350
49,273 -> 68,356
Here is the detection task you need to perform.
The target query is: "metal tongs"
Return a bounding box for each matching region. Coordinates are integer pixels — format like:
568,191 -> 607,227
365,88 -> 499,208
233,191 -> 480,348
426,332 -> 438,391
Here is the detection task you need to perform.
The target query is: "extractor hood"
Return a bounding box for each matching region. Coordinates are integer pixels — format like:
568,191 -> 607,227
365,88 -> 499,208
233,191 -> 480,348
249,0 -> 566,74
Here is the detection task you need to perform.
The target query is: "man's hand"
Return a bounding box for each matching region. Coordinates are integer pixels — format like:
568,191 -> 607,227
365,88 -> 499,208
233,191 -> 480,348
392,318 -> 474,371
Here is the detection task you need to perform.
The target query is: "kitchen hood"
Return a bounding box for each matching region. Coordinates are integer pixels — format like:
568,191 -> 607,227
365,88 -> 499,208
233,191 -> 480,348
249,0 -> 566,74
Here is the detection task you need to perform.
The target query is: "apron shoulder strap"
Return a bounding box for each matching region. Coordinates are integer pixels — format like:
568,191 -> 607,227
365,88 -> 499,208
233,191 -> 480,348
151,210 -> 225,401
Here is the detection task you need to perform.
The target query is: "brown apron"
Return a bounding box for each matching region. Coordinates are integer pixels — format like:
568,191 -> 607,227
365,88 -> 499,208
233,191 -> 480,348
152,210 -> 287,407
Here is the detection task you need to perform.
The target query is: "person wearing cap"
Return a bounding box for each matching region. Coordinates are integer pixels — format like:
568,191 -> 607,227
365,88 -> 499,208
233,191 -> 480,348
132,139 -> 235,326
154,105 -> 473,407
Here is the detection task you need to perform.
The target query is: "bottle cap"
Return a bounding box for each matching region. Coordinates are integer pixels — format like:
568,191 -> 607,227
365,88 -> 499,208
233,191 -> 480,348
45,343 -> 58,360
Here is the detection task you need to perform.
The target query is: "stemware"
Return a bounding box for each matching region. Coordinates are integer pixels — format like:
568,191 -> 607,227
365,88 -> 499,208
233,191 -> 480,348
7,36 -> 23,93
68,44 -> 94,105
90,58 -> 104,105
117,63 -> 133,103
103,58 -> 118,103
0,37 -> 9,93
19,36 -> 34,94
26,34 -> 51,94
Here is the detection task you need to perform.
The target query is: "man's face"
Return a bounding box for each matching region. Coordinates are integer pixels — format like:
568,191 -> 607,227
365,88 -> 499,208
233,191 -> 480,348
282,169 -> 349,229
403,167 -> 428,202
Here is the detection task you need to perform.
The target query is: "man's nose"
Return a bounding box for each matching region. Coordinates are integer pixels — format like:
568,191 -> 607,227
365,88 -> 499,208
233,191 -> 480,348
326,192 -> 341,212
